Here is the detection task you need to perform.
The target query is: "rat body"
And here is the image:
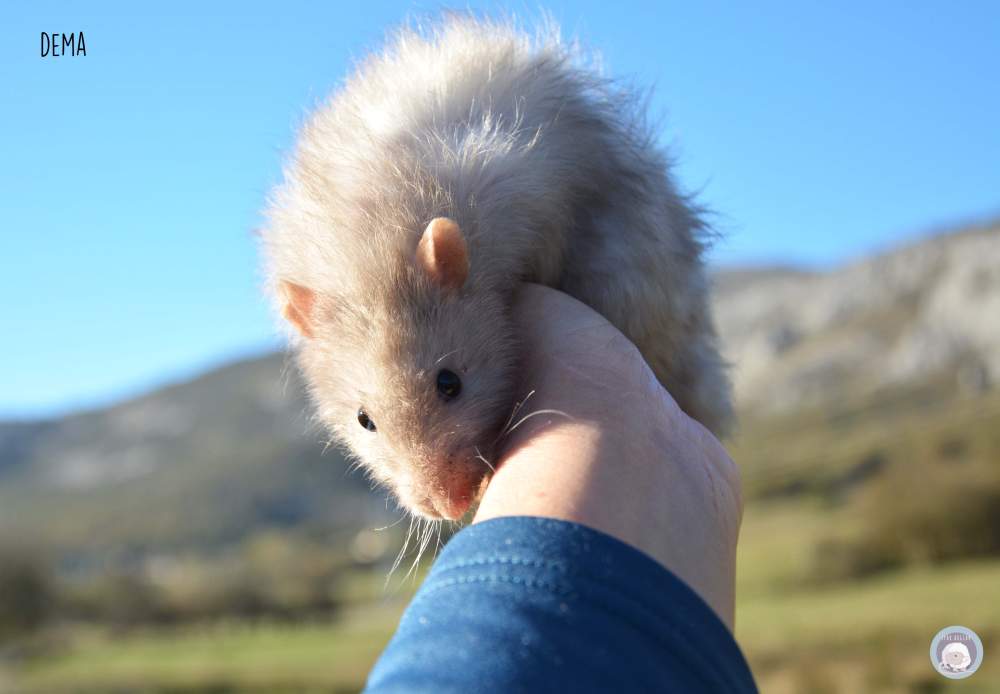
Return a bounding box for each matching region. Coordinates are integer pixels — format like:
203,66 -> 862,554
262,16 -> 732,520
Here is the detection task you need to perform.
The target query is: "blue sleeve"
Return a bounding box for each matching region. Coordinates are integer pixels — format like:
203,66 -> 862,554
365,516 -> 757,693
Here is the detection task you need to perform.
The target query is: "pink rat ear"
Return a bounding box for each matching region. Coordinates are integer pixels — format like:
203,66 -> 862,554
278,280 -> 317,339
416,217 -> 469,290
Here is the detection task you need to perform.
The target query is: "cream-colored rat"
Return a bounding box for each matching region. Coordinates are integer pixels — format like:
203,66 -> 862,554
261,16 -> 732,520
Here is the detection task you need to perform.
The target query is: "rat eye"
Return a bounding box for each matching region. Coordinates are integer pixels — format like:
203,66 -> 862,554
436,369 -> 462,400
357,408 -> 376,432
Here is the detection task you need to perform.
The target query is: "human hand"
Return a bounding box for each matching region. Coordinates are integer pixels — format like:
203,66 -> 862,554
474,284 -> 743,629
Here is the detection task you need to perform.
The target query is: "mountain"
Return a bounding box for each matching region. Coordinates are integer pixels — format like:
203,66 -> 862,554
0,354 -> 388,564
0,218 -> 997,563
712,219 -> 1000,415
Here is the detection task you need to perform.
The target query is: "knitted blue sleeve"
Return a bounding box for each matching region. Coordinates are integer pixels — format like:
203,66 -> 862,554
365,516 -> 757,693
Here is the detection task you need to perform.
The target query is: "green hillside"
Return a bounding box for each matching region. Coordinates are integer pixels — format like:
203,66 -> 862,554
0,354 -> 392,564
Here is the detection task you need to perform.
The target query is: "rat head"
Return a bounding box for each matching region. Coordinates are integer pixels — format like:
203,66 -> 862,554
279,218 -> 519,520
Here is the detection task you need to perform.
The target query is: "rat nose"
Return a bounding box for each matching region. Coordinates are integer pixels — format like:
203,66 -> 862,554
431,493 -> 472,520
421,453 -> 489,520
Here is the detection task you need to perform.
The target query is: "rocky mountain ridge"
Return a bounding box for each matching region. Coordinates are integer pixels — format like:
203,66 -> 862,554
713,219 -> 999,413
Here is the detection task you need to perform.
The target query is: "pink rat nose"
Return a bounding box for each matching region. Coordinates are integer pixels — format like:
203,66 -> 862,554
431,493 -> 473,520
425,455 -> 490,520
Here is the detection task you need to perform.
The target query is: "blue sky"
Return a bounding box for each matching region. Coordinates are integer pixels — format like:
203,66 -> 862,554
2,1 -> 998,419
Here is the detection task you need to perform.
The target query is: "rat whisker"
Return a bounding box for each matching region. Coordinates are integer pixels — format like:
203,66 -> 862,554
374,513 -> 408,532
474,446 -> 496,473
421,519 -> 435,556
404,520 -> 423,582
403,532 -> 420,583
434,349 -> 459,365
406,518 -> 437,583
503,408 -> 573,437
497,389 -> 536,441
387,515 -> 417,587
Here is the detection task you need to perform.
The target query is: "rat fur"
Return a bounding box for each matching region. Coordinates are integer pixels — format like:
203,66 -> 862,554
261,15 -> 733,520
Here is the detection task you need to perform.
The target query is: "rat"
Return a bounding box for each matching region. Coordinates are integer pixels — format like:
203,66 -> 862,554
261,15 -> 733,521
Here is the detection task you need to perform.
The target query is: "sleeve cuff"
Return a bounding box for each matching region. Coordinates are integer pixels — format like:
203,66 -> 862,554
366,515 -> 757,693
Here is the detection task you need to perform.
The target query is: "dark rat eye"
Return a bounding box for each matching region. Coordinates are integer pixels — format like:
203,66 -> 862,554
357,408 -> 376,432
436,369 -> 462,400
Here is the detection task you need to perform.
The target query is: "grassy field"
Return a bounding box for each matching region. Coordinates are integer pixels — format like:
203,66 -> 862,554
4,498 -> 996,693
737,500 -> 1000,693
732,384 -> 1000,692
6,603 -> 404,693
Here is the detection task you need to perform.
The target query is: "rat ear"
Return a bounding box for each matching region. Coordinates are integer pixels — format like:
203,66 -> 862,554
416,217 -> 468,290
278,280 -> 317,339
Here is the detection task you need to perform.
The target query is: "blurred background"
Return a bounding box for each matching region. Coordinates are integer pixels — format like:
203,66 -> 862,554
2,2 -> 999,692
